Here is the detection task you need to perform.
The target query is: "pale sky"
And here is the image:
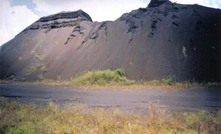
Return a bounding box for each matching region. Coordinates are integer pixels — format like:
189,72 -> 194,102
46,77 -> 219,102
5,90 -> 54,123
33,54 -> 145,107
0,0 -> 221,45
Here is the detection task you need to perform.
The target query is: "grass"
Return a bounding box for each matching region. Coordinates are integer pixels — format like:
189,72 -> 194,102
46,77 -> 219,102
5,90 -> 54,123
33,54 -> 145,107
1,69 -> 220,89
70,69 -> 132,86
0,80 -> 10,84
67,69 -> 221,89
68,70 -> 220,89
0,98 -> 220,134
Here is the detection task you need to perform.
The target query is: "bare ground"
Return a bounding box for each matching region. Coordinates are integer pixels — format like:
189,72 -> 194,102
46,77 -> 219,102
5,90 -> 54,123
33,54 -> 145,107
0,83 -> 220,114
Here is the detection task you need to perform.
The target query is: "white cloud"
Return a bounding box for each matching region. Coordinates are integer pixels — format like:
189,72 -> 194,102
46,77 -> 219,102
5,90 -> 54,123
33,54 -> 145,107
0,0 -> 38,45
32,0 -> 146,22
32,0 -> 221,22
170,0 -> 221,8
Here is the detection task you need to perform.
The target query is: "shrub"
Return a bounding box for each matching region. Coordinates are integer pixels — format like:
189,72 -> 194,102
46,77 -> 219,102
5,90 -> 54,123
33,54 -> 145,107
161,75 -> 176,85
8,126 -> 33,134
144,80 -> 161,86
143,75 -> 176,86
115,68 -> 125,77
71,69 -> 129,86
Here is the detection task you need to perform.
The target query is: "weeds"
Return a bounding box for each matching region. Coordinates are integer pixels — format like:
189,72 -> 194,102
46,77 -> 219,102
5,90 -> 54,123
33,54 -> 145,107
0,99 -> 220,134
70,69 -> 179,87
70,69 -> 220,88
144,75 -> 176,86
0,80 -> 9,84
1,68 -> 220,89
70,69 -> 132,86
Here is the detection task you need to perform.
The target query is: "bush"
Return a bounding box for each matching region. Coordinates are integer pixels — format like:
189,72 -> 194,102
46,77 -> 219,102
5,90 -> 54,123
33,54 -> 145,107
161,75 -> 176,85
71,69 -> 129,86
8,126 -> 33,134
144,75 -> 176,86
144,80 -> 161,86
115,68 -> 125,77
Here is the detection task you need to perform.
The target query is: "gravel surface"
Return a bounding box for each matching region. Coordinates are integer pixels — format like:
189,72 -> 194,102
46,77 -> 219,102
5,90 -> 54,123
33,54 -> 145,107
0,83 -> 220,114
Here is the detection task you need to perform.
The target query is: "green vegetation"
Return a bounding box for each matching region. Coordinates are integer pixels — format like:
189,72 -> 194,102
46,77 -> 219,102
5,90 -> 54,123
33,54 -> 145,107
70,69 -> 179,87
144,75 -> 176,86
0,80 -> 9,84
2,68 -> 220,88
71,69 -> 132,86
0,98 -> 220,134
69,69 -> 220,88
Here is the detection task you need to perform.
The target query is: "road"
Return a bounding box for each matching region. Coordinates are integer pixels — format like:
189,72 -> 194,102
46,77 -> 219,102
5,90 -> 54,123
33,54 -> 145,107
0,83 -> 221,114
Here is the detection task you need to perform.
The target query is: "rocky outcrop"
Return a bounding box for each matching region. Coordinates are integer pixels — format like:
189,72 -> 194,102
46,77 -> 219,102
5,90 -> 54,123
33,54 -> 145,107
23,10 -> 92,32
38,10 -> 92,22
148,0 -> 169,7
0,1 -> 221,82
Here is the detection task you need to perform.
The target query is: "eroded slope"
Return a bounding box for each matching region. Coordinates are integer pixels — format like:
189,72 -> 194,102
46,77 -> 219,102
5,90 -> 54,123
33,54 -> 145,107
0,1 -> 220,82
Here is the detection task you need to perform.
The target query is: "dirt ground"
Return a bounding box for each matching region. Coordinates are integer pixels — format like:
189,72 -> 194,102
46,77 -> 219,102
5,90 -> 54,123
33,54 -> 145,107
0,83 -> 221,114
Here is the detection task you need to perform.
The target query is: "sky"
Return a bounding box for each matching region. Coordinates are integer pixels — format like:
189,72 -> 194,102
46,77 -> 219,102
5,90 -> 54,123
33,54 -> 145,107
0,0 -> 221,46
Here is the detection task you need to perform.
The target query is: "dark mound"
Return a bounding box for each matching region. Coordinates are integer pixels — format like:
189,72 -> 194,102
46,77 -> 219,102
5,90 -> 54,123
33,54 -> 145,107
0,0 -> 221,82
148,0 -> 169,7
